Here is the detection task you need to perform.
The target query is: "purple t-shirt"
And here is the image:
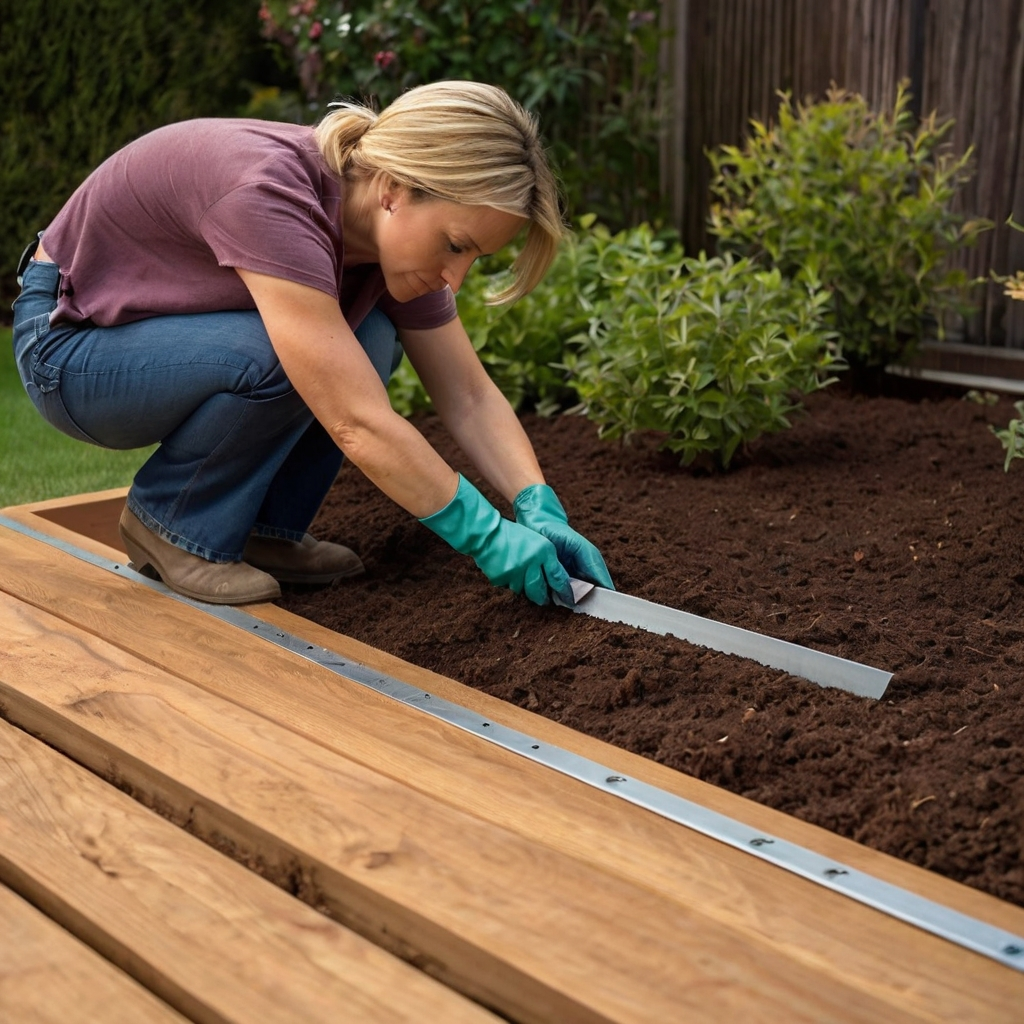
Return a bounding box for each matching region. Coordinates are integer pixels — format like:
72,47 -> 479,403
43,118 -> 457,331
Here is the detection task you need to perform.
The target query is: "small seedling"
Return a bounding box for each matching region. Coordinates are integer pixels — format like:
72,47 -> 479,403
990,400 -> 1024,472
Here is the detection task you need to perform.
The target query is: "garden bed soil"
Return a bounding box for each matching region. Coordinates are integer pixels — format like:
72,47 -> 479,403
280,379 -> 1024,908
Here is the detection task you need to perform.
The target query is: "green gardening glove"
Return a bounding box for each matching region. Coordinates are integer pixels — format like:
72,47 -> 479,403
420,475 -> 576,606
513,484 -> 614,590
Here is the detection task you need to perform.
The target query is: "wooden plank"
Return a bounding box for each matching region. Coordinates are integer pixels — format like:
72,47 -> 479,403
0,591 -> 938,1024
4,498 -> 1023,921
0,719 -> 500,1024
28,494 -> 126,555
2,487 -> 129,562
1,525 -> 1023,1019
0,882 -> 188,1024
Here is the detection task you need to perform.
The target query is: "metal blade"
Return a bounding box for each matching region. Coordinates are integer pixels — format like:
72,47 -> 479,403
563,581 -> 891,699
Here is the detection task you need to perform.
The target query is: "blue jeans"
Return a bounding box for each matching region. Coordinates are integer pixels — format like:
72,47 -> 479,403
12,258 -> 401,561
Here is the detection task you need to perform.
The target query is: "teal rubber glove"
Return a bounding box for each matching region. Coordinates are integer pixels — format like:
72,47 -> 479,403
420,475 -> 576,607
512,483 -> 615,590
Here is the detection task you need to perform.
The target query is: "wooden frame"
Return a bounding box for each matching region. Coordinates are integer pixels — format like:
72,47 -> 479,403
2,489 -> 1023,1022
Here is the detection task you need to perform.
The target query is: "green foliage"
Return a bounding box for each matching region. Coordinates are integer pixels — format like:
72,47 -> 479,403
392,219 -> 838,469
564,246 -> 839,468
708,83 -> 989,370
1,0 -> 271,311
991,401 -> 1024,472
257,0 -> 663,226
993,216 -> 1024,303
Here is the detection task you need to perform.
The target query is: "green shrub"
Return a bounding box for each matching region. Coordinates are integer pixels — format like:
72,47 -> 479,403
993,217 -> 1024,304
708,83 -> 989,371
990,223 -> 1024,472
257,0 -> 663,227
391,218 -> 837,471
563,248 -> 839,468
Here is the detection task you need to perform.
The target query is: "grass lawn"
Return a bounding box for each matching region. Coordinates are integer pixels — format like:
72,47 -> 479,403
0,326 -> 155,508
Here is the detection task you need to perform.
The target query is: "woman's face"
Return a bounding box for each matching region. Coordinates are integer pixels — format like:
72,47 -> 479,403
374,189 -> 526,303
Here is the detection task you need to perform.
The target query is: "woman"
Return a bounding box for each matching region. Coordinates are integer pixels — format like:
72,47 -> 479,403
13,81 -> 613,606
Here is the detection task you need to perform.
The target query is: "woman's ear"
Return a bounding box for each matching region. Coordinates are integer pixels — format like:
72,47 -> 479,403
377,176 -> 404,215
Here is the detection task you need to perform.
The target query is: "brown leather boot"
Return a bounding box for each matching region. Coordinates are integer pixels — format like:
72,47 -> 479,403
243,532 -> 365,584
119,507 -> 281,604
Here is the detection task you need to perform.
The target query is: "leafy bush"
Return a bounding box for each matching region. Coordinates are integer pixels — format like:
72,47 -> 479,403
564,247 -> 839,468
995,217 -> 1024,304
708,83 -> 989,371
989,223 -> 1024,471
393,219 -> 838,470
257,0 -> 663,226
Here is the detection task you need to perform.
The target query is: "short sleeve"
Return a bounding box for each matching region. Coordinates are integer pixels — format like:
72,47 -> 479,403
199,179 -> 341,298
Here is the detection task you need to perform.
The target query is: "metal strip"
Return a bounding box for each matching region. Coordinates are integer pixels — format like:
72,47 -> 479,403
565,581 -> 893,699
2,513 -> 1021,973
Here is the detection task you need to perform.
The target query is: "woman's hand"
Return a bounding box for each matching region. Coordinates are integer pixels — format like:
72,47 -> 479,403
420,475 -> 575,606
513,484 -> 614,589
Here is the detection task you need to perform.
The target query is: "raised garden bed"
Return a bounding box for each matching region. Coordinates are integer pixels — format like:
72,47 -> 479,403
282,378 -> 1024,909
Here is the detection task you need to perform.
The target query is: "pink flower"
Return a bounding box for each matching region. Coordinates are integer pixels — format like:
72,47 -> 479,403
258,2 -> 272,21
374,49 -> 397,70
308,20 -> 322,39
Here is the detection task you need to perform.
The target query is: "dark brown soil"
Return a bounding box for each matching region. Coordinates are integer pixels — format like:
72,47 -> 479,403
280,378 -> 1024,908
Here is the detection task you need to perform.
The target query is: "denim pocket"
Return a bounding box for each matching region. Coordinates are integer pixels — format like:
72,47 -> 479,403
20,317 -> 102,446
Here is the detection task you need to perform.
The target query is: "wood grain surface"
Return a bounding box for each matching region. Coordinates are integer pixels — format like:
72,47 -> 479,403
0,882 -> 188,1024
2,508 -> 1024,1022
0,719 -> 500,1024
0,589 -> 936,1024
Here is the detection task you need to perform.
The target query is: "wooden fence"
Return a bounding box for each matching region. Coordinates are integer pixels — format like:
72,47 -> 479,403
659,0 -> 1024,346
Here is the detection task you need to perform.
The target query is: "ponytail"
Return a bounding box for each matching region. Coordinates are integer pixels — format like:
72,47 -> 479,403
314,102 -> 378,177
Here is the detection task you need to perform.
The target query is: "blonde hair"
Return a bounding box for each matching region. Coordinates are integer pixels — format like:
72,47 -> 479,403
315,81 -> 564,303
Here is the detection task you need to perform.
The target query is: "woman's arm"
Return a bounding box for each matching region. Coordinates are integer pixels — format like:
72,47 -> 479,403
237,268 -> 459,517
401,313 -> 615,591
398,315 -> 546,505
238,268 -> 607,601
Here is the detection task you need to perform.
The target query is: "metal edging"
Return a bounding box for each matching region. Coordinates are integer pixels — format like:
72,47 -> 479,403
563,581 -> 893,699
2,512 -> 1022,974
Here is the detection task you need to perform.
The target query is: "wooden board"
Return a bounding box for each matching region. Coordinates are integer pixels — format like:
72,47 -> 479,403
0,718 -> 500,1024
2,495 -> 1024,1022
0,882 -> 187,1024
0,590 -> 925,1024
8,488 -> 129,557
